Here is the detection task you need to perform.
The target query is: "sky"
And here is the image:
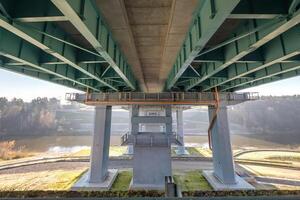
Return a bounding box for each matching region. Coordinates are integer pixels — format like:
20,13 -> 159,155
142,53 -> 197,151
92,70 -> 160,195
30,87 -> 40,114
0,68 -> 300,102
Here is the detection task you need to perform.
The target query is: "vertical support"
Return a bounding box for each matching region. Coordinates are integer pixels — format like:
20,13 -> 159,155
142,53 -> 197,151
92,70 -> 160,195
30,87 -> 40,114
131,105 -> 139,135
165,105 -> 172,134
176,109 -> 184,139
125,105 -> 136,155
208,104 -> 236,184
203,102 -> 254,190
89,106 -> 112,183
175,108 -> 188,155
131,105 -> 172,190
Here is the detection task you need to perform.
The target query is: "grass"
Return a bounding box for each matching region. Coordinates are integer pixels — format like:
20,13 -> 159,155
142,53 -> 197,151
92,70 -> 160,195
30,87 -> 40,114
71,146 -> 126,157
186,147 -> 202,156
0,169 -> 87,191
0,140 -> 31,160
266,155 -> 300,162
173,170 -> 212,191
110,171 -> 132,191
194,148 -> 212,157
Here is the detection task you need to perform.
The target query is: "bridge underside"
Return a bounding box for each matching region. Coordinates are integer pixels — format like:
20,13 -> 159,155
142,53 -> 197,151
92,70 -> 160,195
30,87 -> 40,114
0,0 -> 299,193
0,0 -> 299,93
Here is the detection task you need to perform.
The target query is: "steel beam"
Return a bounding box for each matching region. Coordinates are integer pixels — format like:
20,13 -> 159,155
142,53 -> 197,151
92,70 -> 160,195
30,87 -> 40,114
2,0 -> 65,22
185,9 -> 300,91
165,0 -> 240,90
0,14 -> 118,91
229,0 -> 288,19
51,0 -> 136,90
203,24 -> 300,91
222,62 -> 300,91
233,69 -> 300,92
0,28 -> 99,91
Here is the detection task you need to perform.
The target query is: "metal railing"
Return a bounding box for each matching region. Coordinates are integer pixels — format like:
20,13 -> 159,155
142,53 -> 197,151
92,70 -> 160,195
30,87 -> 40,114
121,132 -> 183,147
66,92 -> 259,105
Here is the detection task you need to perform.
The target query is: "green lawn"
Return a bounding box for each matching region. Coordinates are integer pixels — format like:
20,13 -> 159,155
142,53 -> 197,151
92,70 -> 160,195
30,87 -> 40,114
0,169 -> 87,191
173,171 -> 212,191
71,146 -> 126,157
111,171 -> 132,191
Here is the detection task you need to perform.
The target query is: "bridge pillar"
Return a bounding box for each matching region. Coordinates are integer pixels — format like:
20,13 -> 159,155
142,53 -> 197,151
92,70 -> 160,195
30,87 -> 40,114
124,106 -> 135,155
175,108 -> 189,155
203,103 -> 254,190
72,106 -> 118,190
130,105 -> 172,190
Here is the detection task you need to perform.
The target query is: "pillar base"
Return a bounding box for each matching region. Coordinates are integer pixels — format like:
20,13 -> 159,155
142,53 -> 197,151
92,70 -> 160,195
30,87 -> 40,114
175,146 -> 189,155
123,145 -> 134,155
72,169 -> 118,191
203,170 -> 254,191
130,179 -> 165,191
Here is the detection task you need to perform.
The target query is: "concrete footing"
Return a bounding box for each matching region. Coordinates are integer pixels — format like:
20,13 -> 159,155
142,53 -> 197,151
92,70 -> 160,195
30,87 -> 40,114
130,179 -> 165,190
175,146 -> 189,155
203,170 -> 254,191
124,145 -> 134,155
72,169 -> 118,191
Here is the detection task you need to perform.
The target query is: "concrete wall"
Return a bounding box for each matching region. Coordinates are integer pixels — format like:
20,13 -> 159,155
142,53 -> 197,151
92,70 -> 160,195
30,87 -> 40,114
132,146 -> 171,188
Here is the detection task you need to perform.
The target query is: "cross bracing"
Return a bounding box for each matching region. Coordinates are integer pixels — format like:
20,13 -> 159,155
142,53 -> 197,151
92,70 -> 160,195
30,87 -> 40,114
0,0 -> 137,92
0,0 -> 299,93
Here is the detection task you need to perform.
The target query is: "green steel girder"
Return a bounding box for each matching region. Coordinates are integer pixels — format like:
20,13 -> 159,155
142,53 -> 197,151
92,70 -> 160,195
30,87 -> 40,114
229,0 -> 289,19
0,14 -> 119,91
165,0 -> 240,90
222,62 -> 300,91
232,68 -> 300,92
202,23 -> 300,91
184,9 -> 300,91
193,48 -> 265,64
0,0 -> 66,22
0,28 -> 100,91
51,0 -> 136,90
0,63 -> 88,91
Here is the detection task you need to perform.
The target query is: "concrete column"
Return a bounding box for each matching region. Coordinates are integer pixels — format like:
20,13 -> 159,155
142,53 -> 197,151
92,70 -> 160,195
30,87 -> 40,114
165,105 -> 172,134
176,108 -> 188,155
131,105 -> 172,190
89,106 -> 112,183
126,106 -> 136,155
208,104 -> 236,184
131,105 -> 139,135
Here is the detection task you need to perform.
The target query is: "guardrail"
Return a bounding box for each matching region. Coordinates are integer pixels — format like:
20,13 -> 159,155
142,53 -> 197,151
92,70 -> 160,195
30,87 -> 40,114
66,92 -> 259,105
121,132 -> 183,147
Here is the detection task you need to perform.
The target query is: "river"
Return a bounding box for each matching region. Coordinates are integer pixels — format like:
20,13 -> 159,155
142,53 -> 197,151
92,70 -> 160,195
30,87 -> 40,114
1,133 -> 299,154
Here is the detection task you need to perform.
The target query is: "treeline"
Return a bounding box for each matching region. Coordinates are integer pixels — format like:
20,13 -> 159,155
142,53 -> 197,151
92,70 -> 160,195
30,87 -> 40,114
0,95 -> 300,136
229,95 -> 300,134
0,97 -> 59,135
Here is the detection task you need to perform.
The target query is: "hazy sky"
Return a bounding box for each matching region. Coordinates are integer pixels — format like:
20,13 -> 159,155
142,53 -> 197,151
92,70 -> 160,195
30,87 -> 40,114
0,68 -> 300,102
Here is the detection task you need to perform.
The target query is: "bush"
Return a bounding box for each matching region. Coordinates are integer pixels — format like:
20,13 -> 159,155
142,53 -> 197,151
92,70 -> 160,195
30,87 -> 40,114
0,140 -> 28,160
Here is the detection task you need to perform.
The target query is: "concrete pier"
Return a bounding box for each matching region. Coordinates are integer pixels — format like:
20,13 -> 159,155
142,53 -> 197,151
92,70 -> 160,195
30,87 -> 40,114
130,105 -> 173,190
72,106 -> 117,190
175,108 -> 189,155
203,103 -> 254,190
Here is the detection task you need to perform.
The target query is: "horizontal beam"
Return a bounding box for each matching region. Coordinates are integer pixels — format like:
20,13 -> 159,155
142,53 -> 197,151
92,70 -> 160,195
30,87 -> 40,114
0,14 -> 118,91
15,16 -> 68,23
222,62 -> 300,91
4,0 -> 66,23
0,63 -> 86,91
0,28 -> 99,91
229,0 -> 288,19
165,0 -> 240,90
51,0 -> 136,90
203,24 -> 300,91
185,9 -> 300,91
228,14 -> 285,19
233,69 -> 300,92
